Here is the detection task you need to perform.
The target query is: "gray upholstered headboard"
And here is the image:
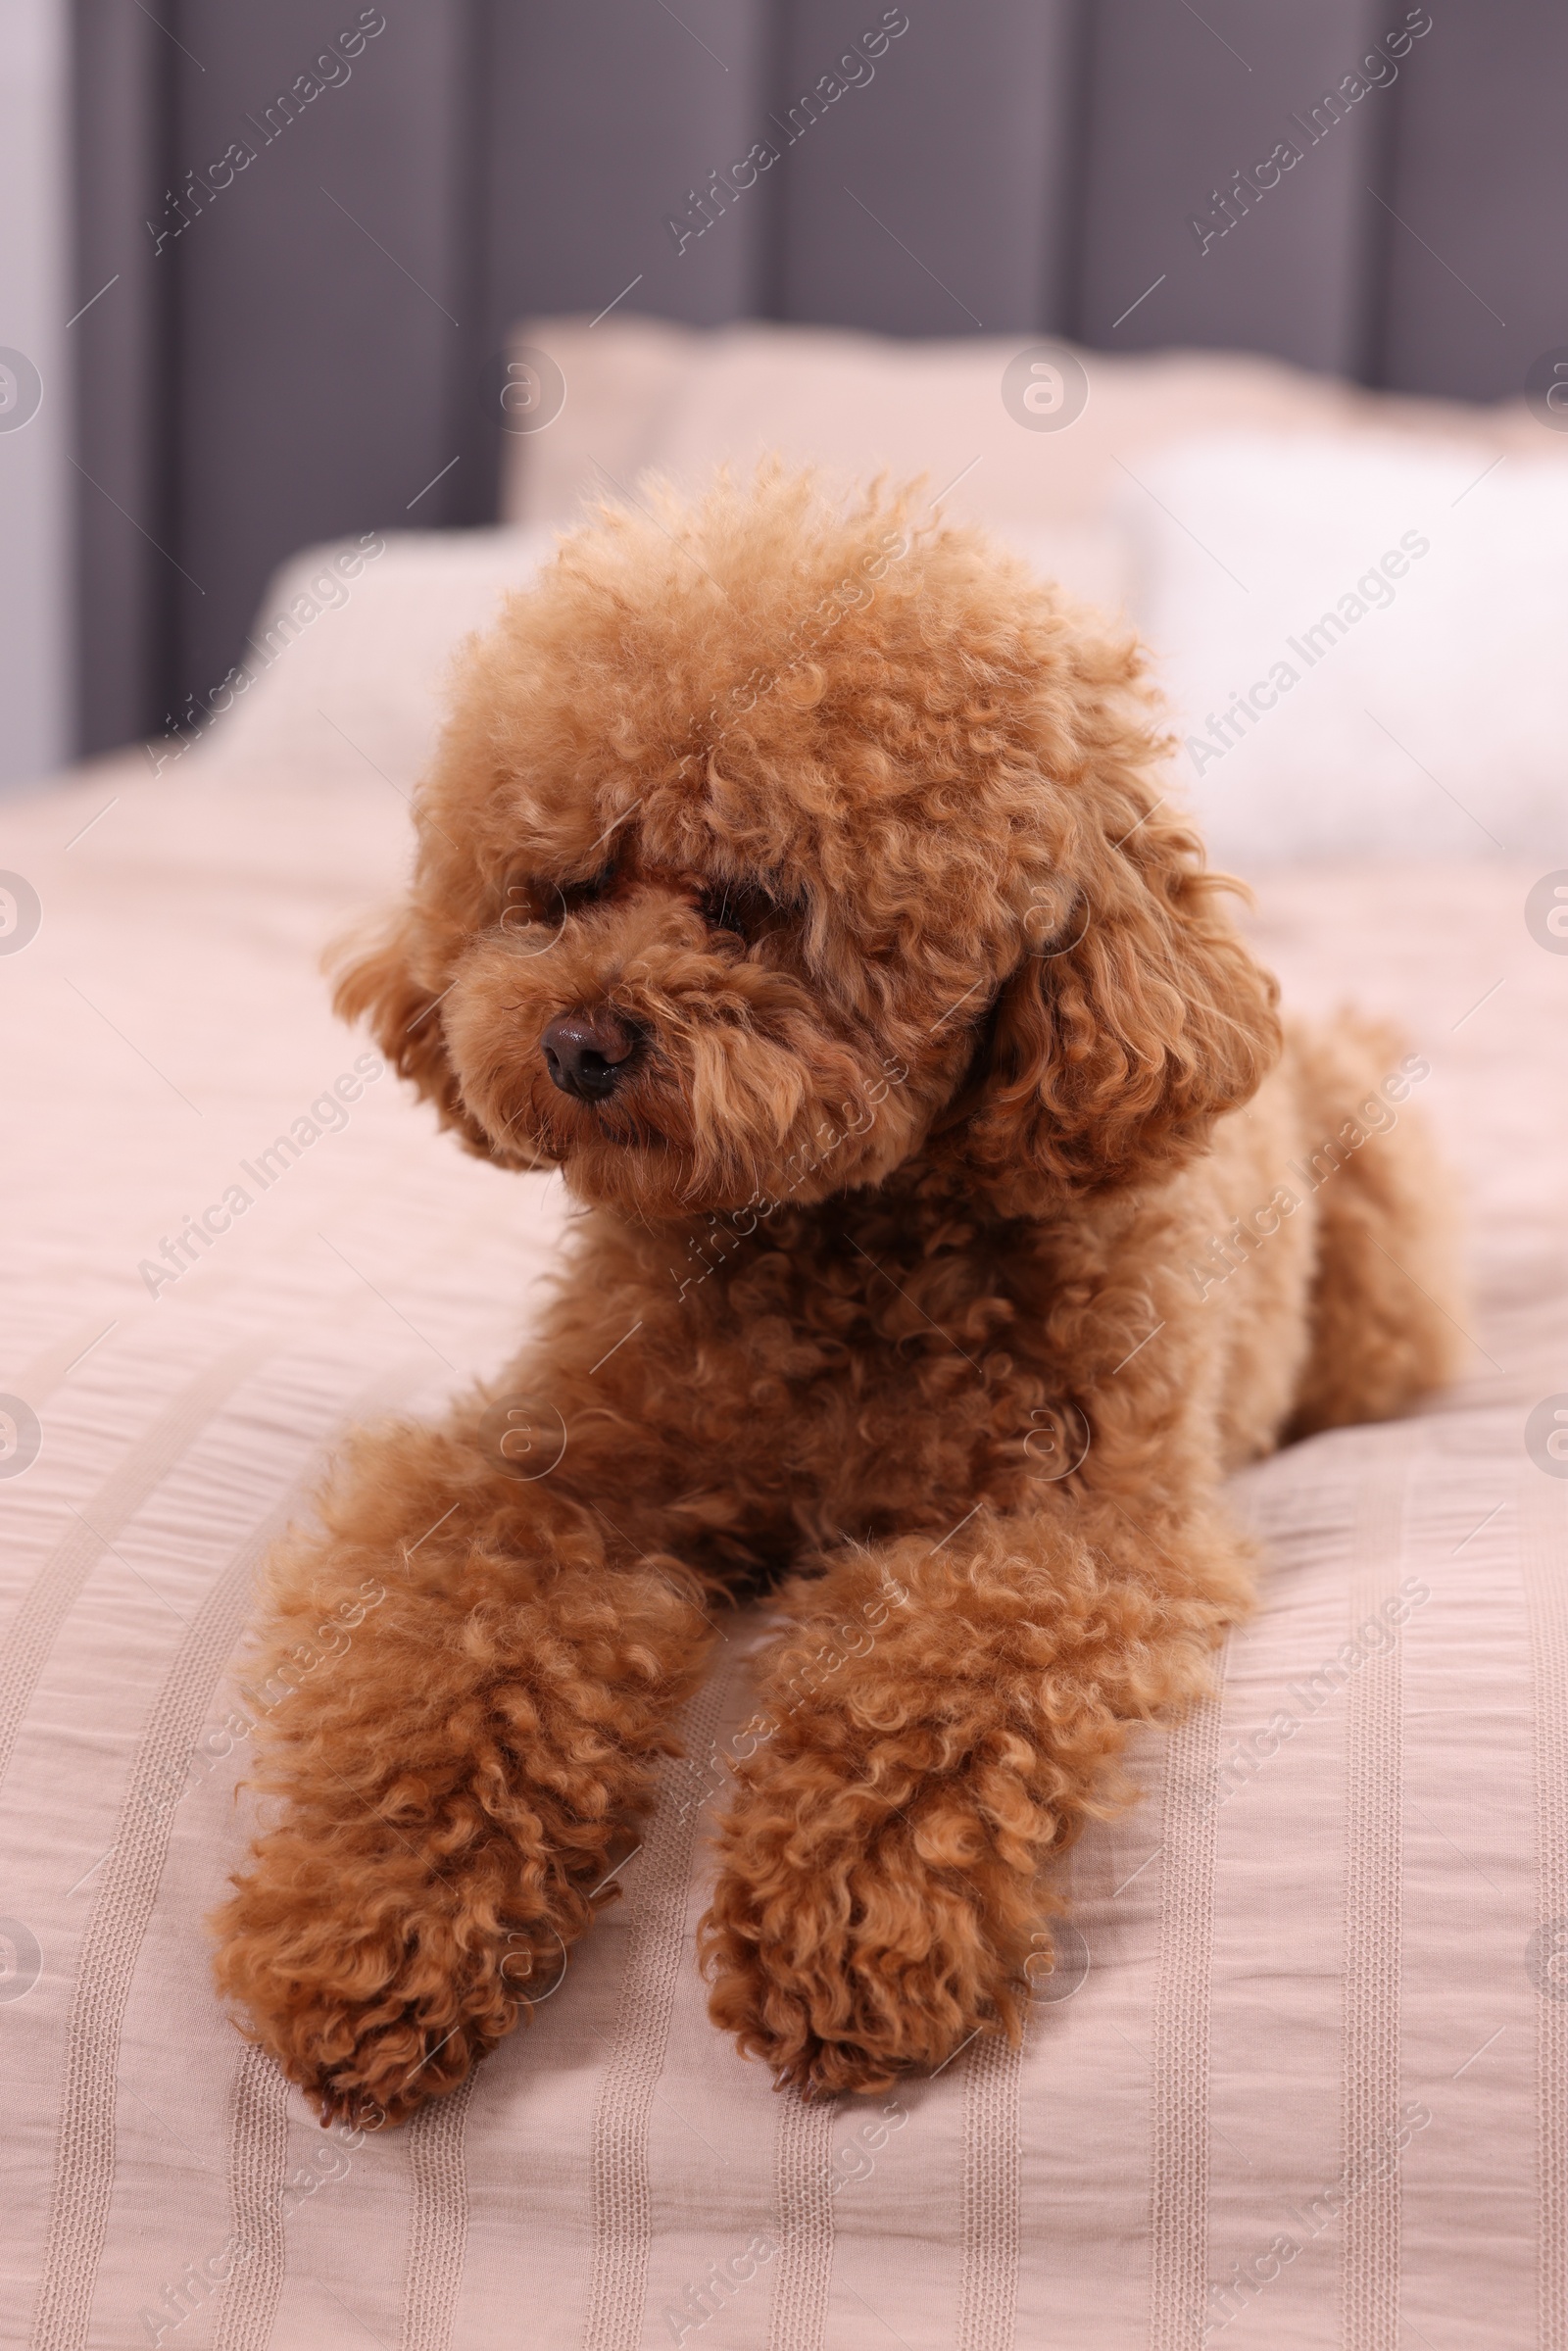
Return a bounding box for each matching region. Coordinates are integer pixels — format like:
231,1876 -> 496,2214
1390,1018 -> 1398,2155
71,0 -> 1567,756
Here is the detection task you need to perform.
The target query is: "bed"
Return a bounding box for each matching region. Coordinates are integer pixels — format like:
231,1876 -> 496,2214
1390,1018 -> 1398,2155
3,320 -> 1567,2349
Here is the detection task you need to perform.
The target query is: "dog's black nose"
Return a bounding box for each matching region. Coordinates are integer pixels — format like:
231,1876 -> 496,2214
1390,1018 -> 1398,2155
541,1009 -> 635,1102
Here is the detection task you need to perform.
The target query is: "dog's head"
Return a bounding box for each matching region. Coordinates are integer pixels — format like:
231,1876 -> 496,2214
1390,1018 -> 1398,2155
335,470 -> 1279,1222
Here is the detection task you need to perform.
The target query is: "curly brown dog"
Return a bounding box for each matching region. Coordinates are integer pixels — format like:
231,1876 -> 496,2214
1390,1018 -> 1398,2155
211,469 -> 1461,2125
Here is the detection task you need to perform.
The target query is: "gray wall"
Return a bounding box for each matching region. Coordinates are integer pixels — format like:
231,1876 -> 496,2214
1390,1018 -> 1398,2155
0,0 -> 72,788
72,0 -> 1568,758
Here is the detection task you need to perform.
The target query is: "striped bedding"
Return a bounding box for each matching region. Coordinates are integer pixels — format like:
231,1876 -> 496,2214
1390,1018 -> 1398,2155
2,749 -> 1564,2350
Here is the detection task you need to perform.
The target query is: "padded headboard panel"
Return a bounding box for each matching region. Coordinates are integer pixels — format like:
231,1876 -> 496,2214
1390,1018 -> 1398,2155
70,0 -> 1568,754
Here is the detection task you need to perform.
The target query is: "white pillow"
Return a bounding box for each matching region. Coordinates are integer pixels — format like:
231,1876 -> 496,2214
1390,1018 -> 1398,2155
188,526 -> 556,789
1124,432 -> 1568,866
503,316 -> 1562,659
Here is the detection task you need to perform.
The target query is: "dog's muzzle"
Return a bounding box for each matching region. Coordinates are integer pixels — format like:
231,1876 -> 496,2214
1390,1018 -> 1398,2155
541,1008 -> 636,1102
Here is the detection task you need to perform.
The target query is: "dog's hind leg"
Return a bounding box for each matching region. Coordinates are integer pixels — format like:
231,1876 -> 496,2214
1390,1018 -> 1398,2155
211,1407 -> 715,2125
1283,1016 -> 1466,1439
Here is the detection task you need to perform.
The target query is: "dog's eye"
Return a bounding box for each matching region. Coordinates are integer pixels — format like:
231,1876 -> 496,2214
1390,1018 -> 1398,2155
500,865 -> 613,928
698,880 -> 794,943
559,865 -> 614,908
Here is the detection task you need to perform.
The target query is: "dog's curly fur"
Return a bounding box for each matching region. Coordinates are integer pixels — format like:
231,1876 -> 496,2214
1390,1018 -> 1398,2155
211,469 -> 1461,2124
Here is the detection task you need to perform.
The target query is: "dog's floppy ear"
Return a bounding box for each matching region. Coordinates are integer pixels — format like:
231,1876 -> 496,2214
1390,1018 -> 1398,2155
329,905 -> 493,1155
956,810 -> 1281,1205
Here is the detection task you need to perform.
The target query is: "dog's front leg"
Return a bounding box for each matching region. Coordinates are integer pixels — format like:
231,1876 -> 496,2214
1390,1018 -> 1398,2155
211,1407 -> 714,2126
701,1494 -> 1246,2096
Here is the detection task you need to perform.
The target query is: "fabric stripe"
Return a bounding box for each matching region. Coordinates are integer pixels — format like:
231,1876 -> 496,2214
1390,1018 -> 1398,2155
580,1653 -> 736,2351
765,2089 -> 840,2351
1340,1432 -> 1416,2351
1148,1672 -> 1227,2351
401,2073 -> 478,2351
212,2043 -> 292,2351
1523,1460 -> 1568,2351
0,1332 -> 278,1794
956,2028 -> 1021,2351
31,1488 -> 304,2350
29,1356 -> 433,2350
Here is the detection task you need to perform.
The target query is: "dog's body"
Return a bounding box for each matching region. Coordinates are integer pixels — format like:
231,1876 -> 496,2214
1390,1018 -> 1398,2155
212,475 -> 1459,2123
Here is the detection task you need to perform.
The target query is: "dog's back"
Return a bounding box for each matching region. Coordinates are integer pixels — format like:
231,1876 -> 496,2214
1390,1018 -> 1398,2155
1279,1014 -> 1464,1438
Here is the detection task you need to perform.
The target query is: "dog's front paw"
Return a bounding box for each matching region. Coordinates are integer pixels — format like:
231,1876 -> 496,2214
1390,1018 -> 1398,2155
213,1861 -> 578,2127
699,1739 -> 1035,2096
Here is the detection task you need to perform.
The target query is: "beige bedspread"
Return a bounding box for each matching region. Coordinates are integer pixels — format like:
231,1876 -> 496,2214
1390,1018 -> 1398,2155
2,749 -> 1565,2349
